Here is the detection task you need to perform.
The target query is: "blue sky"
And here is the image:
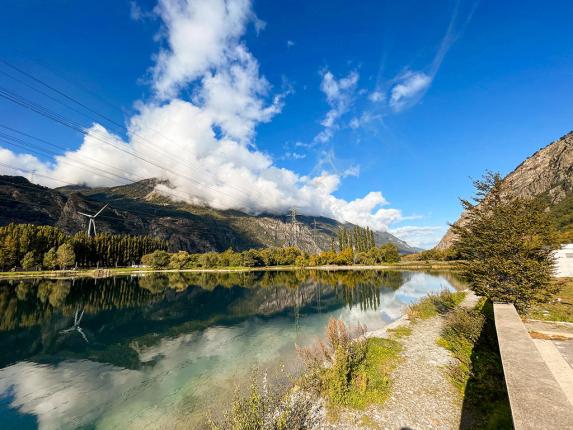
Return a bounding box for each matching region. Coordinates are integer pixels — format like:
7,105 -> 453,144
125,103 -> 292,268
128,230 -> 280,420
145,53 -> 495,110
0,0 -> 572,248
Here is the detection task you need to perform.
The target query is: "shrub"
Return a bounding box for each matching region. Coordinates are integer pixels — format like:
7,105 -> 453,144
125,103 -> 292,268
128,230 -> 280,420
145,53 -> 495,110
207,370 -> 317,430
408,290 -> 466,320
297,319 -> 400,409
437,300 -> 512,429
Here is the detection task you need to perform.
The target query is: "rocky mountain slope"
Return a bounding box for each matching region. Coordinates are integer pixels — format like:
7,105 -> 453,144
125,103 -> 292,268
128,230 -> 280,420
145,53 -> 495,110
0,175 -> 419,254
437,131 -> 573,249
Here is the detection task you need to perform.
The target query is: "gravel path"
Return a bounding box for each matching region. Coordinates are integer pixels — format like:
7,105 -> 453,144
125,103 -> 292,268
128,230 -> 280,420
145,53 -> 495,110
315,291 -> 478,430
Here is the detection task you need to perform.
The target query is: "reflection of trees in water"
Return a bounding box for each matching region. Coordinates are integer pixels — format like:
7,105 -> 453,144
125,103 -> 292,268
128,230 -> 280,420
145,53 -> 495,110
0,270 -> 405,332
0,278 -> 163,331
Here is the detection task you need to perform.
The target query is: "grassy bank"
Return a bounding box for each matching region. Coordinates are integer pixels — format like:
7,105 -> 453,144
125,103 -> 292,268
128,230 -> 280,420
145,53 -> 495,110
527,277 -> 573,322
438,299 -> 513,429
0,261 -> 461,280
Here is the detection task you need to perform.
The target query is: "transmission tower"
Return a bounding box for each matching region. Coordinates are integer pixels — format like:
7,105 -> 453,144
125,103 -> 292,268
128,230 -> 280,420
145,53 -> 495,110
289,207 -> 298,248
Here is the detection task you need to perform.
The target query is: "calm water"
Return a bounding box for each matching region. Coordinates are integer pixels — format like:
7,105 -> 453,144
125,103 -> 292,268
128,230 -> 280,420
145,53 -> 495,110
0,270 -> 462,429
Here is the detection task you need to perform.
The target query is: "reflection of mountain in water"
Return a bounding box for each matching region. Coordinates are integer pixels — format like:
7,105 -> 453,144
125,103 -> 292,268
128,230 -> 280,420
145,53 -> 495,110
0,270 -> 462,430
0,270 -> 418,368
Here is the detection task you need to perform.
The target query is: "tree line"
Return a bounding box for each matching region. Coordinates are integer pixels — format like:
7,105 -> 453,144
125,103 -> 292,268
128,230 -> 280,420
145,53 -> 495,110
0,223 -> 167,271
141,242 -> 400,270
336,225 -> 376,252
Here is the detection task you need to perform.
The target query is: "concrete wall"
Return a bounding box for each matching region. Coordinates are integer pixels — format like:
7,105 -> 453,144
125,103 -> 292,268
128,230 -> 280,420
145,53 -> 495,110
554,244 -> 573,278
494,303 -> 573,429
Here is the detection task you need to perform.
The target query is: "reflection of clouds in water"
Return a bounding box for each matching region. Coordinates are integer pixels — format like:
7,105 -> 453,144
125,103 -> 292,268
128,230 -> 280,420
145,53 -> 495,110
0,272 -> 455,430
378,273 -> 454,322
0,360 -> 141,430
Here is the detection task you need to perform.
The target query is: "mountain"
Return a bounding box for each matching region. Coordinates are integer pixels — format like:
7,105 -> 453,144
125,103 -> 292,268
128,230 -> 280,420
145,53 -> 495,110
0,175 -> 419,254
436,131 -> 573,249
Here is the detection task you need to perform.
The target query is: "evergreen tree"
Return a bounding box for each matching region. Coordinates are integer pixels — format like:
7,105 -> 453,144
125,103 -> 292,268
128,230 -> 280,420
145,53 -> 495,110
451,172 -> 558,311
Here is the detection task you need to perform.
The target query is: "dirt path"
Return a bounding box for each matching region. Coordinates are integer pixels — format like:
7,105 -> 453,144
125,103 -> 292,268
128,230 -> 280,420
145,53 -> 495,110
316,291 -> 478,430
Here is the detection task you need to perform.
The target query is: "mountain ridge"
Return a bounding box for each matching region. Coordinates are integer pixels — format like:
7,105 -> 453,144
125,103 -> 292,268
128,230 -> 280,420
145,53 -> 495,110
436,130 -> 573,249
0,175 -> 421,254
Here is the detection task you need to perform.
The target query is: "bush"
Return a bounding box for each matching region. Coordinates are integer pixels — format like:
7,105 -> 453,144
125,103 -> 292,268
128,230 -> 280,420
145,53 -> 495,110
408,290 -> 466,320
207,370 -> 317,430
437,300 -> 512,429
297,319 -> 400,409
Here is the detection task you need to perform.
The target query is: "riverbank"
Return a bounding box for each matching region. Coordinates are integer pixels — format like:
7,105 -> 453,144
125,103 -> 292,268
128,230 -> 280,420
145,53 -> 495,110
0,260 -> 460,280
287,289 -> 512,430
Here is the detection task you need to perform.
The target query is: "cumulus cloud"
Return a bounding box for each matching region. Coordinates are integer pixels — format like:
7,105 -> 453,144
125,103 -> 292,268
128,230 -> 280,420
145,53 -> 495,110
390,225 -> 446,249
0,0 -> 404,232
389,71 -> 432,112
314,69 -> 359,143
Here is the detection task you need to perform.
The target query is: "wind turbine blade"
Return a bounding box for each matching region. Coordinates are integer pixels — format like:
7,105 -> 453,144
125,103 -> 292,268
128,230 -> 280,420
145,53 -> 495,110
94,203 -> 109,218
77,327 -> 89,343
78,212 -> 92,218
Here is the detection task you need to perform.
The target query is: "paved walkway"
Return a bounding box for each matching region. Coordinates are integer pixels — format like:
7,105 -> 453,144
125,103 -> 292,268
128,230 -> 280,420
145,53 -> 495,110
495,306 -> 573,430
524,319 -> 573,406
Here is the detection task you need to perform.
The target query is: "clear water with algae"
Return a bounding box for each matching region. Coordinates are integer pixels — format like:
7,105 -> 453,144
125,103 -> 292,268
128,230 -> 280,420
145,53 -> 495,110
0,269 -> 461,429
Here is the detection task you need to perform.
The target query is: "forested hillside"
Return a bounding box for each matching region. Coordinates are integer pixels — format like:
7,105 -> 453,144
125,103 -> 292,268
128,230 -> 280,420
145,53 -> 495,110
0,175 -> 419,254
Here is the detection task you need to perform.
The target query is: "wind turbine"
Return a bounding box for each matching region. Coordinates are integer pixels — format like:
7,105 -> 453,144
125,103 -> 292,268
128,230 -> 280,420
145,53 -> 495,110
78,203 -> 108,237
60,307 -> 89,343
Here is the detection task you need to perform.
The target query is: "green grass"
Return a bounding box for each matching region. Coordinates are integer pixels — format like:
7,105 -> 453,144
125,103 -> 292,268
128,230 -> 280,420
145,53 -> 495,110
528,277 -> 573,322
438,299 -> 513,429
337,337 -> 402,410
408,290 -> 466,321
387,325 -> 412,338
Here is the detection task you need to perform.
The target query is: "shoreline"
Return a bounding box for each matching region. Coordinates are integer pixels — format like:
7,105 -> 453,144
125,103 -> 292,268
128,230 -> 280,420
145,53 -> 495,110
0,261 -> 460,280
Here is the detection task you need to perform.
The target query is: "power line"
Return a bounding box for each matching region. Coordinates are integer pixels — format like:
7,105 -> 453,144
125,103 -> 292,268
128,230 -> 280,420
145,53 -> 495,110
0,61 -> 255,200
0,85 -> 264,210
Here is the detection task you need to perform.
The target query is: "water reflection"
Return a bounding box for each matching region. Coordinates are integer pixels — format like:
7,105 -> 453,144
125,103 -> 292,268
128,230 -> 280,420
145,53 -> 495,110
0,270 -> 463,430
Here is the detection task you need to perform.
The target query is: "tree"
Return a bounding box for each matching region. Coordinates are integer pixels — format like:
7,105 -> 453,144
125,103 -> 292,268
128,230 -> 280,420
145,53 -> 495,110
56,243 -> 76,270
141,250 -> 170,269
21,251 -> 38,271
451,172 -> 558,312
43,247 -> 58,269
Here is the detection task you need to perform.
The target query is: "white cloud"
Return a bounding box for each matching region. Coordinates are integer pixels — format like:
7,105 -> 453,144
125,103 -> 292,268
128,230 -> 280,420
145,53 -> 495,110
283,152 -> 306,160
151,0 -> 254,99
287,40 -> 295,48
368,90 -> 384,103
349,111 -> 380,130
0,0 -> 405,233
314,69 -> 359,143
390,225 -> 446,249
389,71 -> 432,112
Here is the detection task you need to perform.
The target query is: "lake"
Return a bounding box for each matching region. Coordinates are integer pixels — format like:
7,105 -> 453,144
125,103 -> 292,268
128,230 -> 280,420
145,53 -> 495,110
0,269 -> 462,429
